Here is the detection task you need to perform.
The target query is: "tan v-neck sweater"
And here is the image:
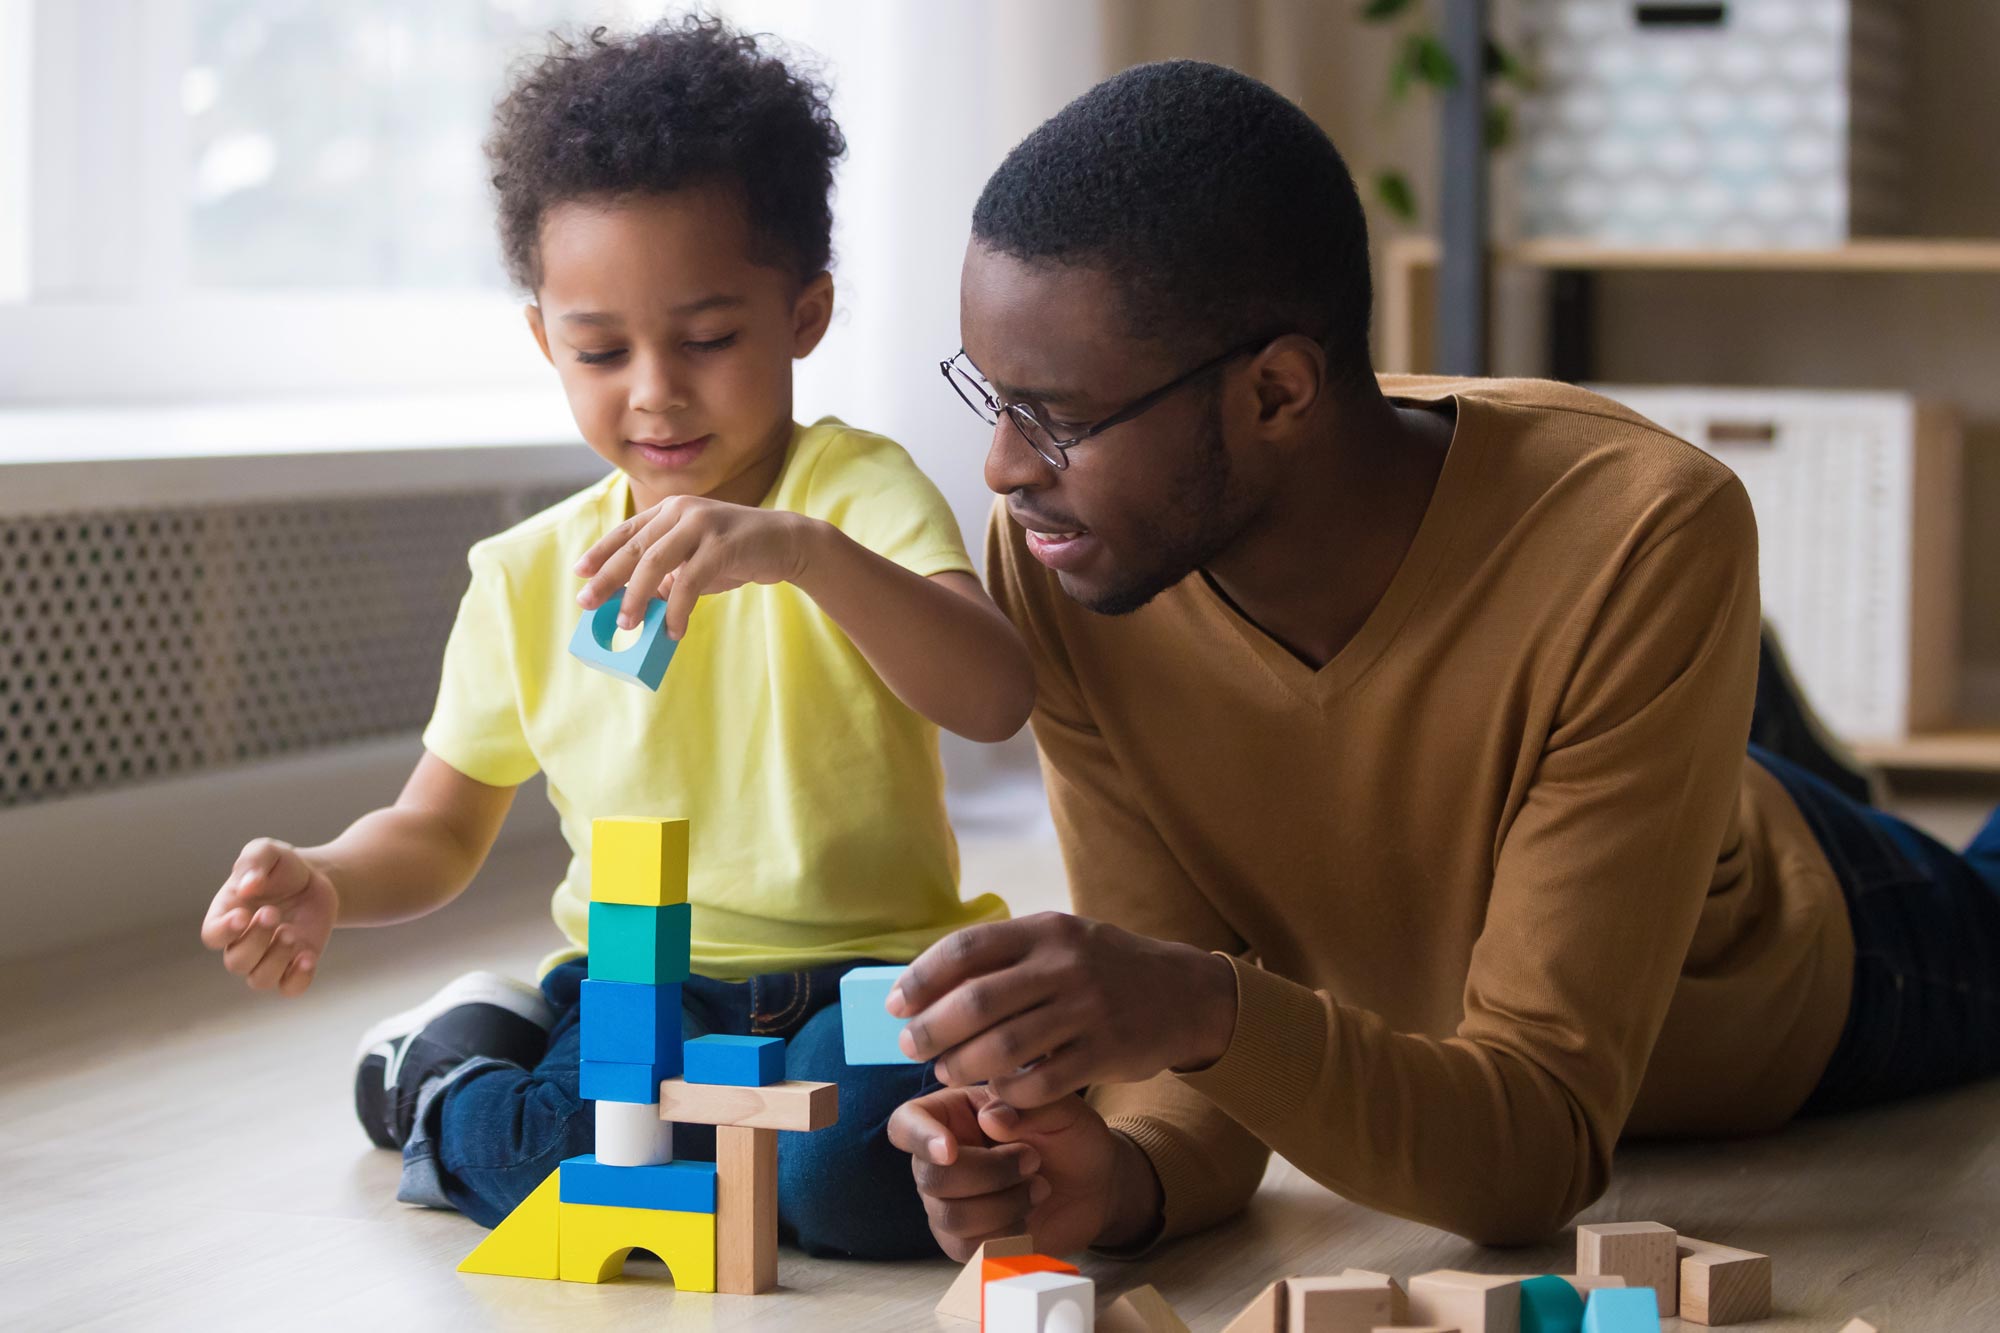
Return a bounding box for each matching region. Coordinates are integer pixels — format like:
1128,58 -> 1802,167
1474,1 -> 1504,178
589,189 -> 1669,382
985,376 -> 1853,1245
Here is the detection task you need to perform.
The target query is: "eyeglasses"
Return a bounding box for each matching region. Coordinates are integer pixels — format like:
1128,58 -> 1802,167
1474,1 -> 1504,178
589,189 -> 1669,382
940,335 -> 1277,470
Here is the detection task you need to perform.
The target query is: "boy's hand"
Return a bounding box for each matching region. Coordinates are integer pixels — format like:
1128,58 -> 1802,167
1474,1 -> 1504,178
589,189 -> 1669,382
199,838 -> 337,996
574,497 -> 823,639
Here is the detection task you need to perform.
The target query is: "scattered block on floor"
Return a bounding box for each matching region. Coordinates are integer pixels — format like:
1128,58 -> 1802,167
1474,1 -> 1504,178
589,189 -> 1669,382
589,816 -> 689,906
984,1256 -> 1082,1325
986,1270 -> 1095,1332
557,1155 -> 716,1214
568,595 -> 676,691
555,1200 -> 715,1289
581,1058 -> 680,1104
1407,1271 -> 1524,1333
1837,1321 -> 1879,1332
579,979 -> 684,1065
1287,1273 -> 1397,1331
1557,1276 -> 1625,1299
936,1234 -> 1034,1321
715,1124 -> 777,1295
684,1033 -> 787,1087
656,1076 -> 838,1131
588,901 -> 693,984
1577,1223 -> 1679,1316
839,964 -> 917,1064
594,1097 -> 674,1166
1340,1269 -> 1409,1323
1221,1280 -> 1285,1333
1099,1283 -> 1192,1333
1579,1287 -> 1659,1333
1675,1237 -> 1771,1325
1520,1273 -> 1585,1333
1373,1328 -> 1457,1332
457,1167 -> 561,1279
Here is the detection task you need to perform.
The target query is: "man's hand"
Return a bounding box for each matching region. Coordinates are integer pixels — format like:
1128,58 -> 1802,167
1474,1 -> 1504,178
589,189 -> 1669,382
890,1087 -> 1159,1260
573,496 -> 823,639
199,838 -> 337,996
888,913 -> 1238,1109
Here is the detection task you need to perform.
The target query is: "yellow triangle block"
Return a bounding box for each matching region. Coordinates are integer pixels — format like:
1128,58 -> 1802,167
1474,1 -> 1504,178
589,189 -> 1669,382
557,1201 -> 716,1291
457,1168 -> 560,1279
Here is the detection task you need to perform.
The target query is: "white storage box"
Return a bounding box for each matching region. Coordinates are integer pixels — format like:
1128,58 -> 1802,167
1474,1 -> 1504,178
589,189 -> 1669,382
1592,385 -> 1960,742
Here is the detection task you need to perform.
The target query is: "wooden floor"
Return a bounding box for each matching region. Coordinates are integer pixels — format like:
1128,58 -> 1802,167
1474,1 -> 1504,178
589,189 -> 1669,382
3,827 -> 1996,1331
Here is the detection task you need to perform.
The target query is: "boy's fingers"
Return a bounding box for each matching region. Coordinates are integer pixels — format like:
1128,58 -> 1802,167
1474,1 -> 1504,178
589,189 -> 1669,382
924,1181 -> 1038,1245
890,919 -> 1037,1016
278,950 -> 317,997
887,1099 -> 961,1165
911,1141 -> 1039,1200
221,907 -> 282,977
663,551 -> 716,639
246,929 -> 299,992
574,515 -> 640,580
987,1044 -> 1091,1111
932,1000 -> 1076,1089
200,902 -> 246,951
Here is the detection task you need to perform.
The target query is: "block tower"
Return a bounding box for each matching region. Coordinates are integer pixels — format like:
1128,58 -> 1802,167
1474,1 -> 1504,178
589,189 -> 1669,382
457,815 -> 838,1294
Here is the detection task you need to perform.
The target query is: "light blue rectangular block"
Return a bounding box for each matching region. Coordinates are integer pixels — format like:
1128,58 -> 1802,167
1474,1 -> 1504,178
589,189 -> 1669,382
683,1034 -> 786,1086
559,1155 -> 717,1213
568,594 -> 676,691
579,1059 -> 676,1103
1581,1287 -> 1661,1333
839,965 -> 916,1065
580,979 -> 683,1066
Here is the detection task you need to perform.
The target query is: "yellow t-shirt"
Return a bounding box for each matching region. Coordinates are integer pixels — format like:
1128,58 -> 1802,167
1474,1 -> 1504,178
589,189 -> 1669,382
423,416 -> 1008,979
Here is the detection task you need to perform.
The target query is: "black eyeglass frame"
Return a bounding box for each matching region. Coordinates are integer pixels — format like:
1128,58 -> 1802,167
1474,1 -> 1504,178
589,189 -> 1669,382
940,334 -> 1280,470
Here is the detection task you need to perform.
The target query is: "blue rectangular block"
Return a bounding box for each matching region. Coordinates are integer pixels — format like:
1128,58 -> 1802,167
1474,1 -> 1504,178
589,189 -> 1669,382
839,965 -> 916,1065
559,1155 -> 717,1214
1582,1288 -> 1661,1333
683,1034 -> 786,1087
580,979 -> 683,1066
579,1059 -> 676,1104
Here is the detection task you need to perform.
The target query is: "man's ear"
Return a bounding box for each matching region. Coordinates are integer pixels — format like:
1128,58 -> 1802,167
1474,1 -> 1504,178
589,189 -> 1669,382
1247,334 -> 1326,438
524,303 -> 555,366
790,272 -> 835,359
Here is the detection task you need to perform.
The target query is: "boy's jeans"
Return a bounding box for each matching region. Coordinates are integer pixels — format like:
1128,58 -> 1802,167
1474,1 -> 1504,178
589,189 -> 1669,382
399,956 -> 942,1259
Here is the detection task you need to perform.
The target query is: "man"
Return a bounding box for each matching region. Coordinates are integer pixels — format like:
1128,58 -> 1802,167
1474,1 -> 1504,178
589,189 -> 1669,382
885,61 -> 2000,1256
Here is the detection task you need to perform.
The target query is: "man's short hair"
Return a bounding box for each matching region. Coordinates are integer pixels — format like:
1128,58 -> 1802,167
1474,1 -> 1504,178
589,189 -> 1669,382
972,60 -> 1374,390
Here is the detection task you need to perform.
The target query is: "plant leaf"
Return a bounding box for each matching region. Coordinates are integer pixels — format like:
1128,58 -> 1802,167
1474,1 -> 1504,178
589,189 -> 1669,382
1412,33 -> 1460,90
1484,37 -> 1535,90
1360,0 -> 1415,20
1376,169 -> 1418,222
1484,101 -> 1513,150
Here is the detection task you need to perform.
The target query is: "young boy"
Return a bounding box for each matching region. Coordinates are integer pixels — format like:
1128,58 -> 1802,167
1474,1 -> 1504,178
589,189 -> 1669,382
196,17 -> 1033,1260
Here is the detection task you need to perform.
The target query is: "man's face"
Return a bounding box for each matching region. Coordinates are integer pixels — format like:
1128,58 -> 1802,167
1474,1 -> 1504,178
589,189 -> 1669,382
962,242 -> 1249,616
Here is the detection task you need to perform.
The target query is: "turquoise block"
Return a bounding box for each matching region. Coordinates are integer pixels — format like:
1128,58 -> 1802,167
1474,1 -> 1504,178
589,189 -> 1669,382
579,1059 -> 677,1103
588,902 -> 692,984
839,965 -> 915,1065
559,1155 -> 716,1214
568,594 -> 676,691
580,979 -> 683,1065
1521,1275 -> 1585,1333
1582,1287 -> 1660,1333
684,1034 -> 786,1086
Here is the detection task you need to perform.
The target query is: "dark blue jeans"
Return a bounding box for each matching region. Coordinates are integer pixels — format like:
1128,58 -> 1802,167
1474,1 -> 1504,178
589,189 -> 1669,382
1750,745 -> 2000,1110
400,957 -> 943,1259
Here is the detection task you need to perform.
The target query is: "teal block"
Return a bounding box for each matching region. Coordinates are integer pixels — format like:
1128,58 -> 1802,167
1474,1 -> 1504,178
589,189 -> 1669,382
580,979 -> 683,1065
559,1155 -> 716,1213
588,902 -> 692,984
684,1034 -> 786,1086
839,965 -> 915,1064
1581,1287 -> 1660,1333
568,594 -> 676,691
580,1059 -> 677,1103
1521,1274 -> 1585,1333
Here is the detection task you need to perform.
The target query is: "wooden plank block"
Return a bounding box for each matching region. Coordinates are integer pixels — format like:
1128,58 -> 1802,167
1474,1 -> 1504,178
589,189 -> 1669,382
1676,1236 -> 1772,1326
1838,1321 -> 1879,1333
715,1125 -> 776,1295
1221,1279 -> 1286,1333
1285,1274 -> 1395,1331
655,1077 -> 837,1131
1407,1271 -> 1522,1333
1577,1222 -> 1679,1316
1100,1283 -> 1192,1333
935,1234 -> 1032,1321
1340,1269 -> 1408,1324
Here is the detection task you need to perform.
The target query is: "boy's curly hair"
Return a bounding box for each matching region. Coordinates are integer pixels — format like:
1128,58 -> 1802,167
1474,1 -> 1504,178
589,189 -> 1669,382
486,15 -> 845,292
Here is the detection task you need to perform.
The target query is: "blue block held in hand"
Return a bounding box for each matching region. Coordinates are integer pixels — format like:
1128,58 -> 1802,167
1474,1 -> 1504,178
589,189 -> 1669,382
568,594 -> 676,691
839,965 -> 916,1065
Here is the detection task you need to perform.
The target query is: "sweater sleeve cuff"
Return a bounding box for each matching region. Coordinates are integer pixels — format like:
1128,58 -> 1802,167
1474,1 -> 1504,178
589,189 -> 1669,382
1178,953 -> 1330,1135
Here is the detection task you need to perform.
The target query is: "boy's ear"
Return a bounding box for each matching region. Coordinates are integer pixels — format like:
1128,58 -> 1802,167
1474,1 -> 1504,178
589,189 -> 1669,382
524,303 -> 555,366
790,272 -> 834,359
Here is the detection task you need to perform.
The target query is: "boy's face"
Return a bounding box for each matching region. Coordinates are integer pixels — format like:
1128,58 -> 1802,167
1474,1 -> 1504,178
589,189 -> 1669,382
527,187 -> 832,512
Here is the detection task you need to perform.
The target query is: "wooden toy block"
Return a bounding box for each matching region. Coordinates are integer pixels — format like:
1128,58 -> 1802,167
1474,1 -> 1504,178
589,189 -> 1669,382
555,1200 -> 715,1290
1519,1274 -> 1585,1333
558,1154 -> 716,1213
579,978 -> 683,1066
1339,1269 -> 1408,1323
1838,1321 -> 1879,1332
937,1234 -> 1034,1321
594,1097 -> 674,1166
656,1076 -> 839,1131
1578,1287 -> 1658,1333
580,1058 -> 678,1104
985,1271 -> 1095,1332
1577,1223 -> 1679,1316
716,1125 -> 777,1295
457,1167 -> 560,1279
589,816 -> 689,906
1373,1328 -> 1457,1332
588,901 -> 693,984
1407,1271 -> 1524,1333
1285,1273 -> 1396,1331
684,1033 -> 787,1087
1675,1237 -> 1771,1326
568,595 -> 676,691
1221,1280 -> 1285,1333
839,964 -> 917,1064
984,1256 -> 1082,1326
1557,1276 -> 1625,1298
1099,1283 -> 1192,1333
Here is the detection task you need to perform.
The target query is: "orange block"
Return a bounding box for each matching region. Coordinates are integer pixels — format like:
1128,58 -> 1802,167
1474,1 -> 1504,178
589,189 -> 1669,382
982,1255 -> 1082,1328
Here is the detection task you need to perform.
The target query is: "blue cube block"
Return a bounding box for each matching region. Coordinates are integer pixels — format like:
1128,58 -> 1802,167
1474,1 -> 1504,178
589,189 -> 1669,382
684,1034 -> 787,1087
1521,1274 -> 1586,1333
579,1059 -> 676,1104
567,594 -> 676,691
1581,1287 -> 1661,1333
839,965 -> 916,1065
558,1155 -> 716,1214
580,979 -> 683,1066
588,901 -> 693,985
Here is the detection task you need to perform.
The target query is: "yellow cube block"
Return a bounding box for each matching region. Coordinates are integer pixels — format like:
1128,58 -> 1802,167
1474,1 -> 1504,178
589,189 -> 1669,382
556,1201 -> 716,1290
590,817 -> 689,907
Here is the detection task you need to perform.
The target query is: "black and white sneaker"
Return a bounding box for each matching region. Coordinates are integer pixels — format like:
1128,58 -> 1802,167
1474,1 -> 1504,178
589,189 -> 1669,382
353,970 -> 555,1149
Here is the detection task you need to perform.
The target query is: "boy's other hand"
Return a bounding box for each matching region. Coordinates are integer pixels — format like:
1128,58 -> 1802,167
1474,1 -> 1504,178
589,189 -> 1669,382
573,496 -> 823,639
200,838 -> 337,997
